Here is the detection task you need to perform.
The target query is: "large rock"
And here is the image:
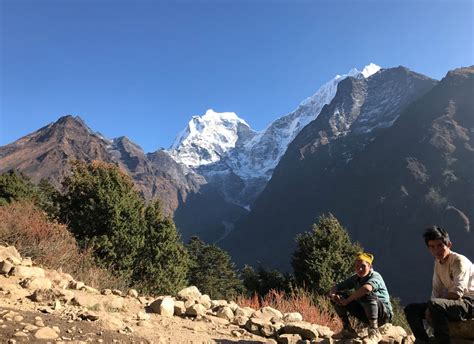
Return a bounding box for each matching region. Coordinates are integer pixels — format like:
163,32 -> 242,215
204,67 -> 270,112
281,321 -> 320,340
34,327 -> 59,340
0,260 -> 14,274
159,296 -> 175,317
11,266 -> 45,278
0,246 -> 22,263
283,312 -> 303,323
174,300 -> 186,316
216,306 -> 234,321
245,317 -> 282,337
252,306 -> 283,321
449,319 -> 474,339
277,333 -> 303,344
235,306 -> 255,318
20,277 -> 52,290
178,286 -> 202,301
185,304 -> 207,317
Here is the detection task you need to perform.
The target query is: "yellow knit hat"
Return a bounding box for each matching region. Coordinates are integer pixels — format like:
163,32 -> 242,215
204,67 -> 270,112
356,252 -> 374,265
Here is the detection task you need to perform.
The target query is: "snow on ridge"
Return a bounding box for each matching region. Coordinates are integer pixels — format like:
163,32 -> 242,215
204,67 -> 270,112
168,109 -> 253,167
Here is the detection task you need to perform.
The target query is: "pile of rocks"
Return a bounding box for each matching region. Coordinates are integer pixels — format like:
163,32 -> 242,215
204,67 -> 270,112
147,286 -> 410,344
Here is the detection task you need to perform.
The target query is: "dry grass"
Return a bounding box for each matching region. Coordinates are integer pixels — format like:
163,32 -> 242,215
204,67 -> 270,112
236,289 -> 343,332
0,201 -> 129,290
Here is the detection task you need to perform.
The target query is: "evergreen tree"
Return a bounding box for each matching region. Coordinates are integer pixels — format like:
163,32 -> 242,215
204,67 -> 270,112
242,265 -> 290,296
132,200 -> 189,295
0,170 -> 37,205
186,236 -> 243,299
292,214 -> 361,294
60,160 -> 145,273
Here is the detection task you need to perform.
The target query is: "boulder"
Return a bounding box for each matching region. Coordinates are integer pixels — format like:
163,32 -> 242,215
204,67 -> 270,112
211,299 -> 228,308
245,317 -> 281,337
11,266 -> 45,278
0,260 -> 14,274
449,319 -> 474,339
81,285 -> 99,294
104,296 -> 126,311
178,286 -> 202,301
149,296 -> 174,316
20,277 -> 52,290
232,315 -> 249,326
277,333 -> 303,344
283,312 -> 303,323
34,327 -> 59,340
235,306 -> 255,318
199,294 -> 212,309
281,321 -> 320,340
216,306 -> 234,321
127,289 -> 139,298
0,246 -> 22,263
185,303 -> 207,317
252,306 -> 283,321
174,300 -> 186,316
21,257 -> 33,267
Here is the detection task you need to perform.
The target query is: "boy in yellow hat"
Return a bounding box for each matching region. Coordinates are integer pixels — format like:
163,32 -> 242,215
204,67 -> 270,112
328,252 -> 393,343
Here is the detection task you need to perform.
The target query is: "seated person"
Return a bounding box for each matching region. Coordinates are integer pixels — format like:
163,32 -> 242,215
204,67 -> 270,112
404,226 -> 474,344
328,252 -> 393,342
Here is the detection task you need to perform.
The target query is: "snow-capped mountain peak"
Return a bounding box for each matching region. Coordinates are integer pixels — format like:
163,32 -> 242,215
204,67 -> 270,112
169,109 -> 255,167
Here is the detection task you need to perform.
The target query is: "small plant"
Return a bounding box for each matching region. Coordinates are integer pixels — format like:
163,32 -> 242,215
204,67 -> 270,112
236,288 -> 342,332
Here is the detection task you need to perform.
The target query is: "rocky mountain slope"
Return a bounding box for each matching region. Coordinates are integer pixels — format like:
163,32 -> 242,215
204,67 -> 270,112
222,66 -> 474,303
0,116 -> 203,216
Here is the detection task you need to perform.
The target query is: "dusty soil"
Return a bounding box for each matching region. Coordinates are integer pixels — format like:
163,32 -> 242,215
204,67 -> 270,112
0,275 -> 272,344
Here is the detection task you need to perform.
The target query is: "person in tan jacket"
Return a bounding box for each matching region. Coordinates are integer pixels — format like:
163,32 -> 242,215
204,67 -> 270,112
404,226 -> 474,344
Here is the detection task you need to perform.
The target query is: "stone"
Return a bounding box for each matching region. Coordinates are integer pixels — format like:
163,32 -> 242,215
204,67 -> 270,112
228,301 -> 239,312
12,315 -> 24,322
78,311 -> 100,321
101,289 -> 112,295
105,296 -> 125,311
127,289 -> 138,298
159,296 -> 175,317
137,311 -> 150,321
232,315 -> 249,326
253,306 -> 283,321
199,294 -> 212,309
216,306 -> 234,321
283,312 -> 303,323
0,260 -> 14,274
245,317 -> 278,337
178,286 -> 202,301
185,304 -> 207,317
111,289 -> 123,296
235,306 -> 255,318
21,257 -> 33,267
281,321 -> 320,340
277,333 -> 303,344
449,319 -> 474,340
11,266 -> 45,278
211,299 -> 228,308
174,300 -> 186,316
13,331 -> 28,337
0,246 -> 22,263
24,324 -> 38,331
34,326 -> 59,340
20,277 -> 52,290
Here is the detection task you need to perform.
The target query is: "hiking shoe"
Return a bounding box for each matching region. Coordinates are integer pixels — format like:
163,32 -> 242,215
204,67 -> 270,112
332,327 -> 358,339
363,327 -> 382,343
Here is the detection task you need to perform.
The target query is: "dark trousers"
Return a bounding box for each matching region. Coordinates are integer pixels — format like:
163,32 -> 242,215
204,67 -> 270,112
332,292 -> 391,328
404,297 -> 473,344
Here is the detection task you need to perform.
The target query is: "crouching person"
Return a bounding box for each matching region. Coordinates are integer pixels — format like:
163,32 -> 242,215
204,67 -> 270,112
328,252 -> 393,343
404,226 -> 474,344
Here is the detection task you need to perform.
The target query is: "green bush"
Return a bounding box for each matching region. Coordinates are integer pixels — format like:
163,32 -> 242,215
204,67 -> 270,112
186,236 -> 243,299
292,213 -> 361,294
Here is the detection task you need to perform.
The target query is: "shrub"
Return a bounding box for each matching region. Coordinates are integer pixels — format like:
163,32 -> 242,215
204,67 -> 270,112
236,288 -> 342,332
292,213 -> 362,294
0,201 -> 129,290
186,236 -> 243,299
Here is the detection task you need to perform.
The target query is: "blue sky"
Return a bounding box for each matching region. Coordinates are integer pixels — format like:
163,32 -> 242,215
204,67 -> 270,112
1,0 -> 473,152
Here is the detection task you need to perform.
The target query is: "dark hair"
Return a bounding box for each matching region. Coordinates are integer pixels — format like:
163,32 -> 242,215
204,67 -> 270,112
423,226 -> 450,246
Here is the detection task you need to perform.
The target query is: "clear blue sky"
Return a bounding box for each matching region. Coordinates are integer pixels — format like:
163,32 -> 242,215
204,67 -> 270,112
1,0 -> 473,152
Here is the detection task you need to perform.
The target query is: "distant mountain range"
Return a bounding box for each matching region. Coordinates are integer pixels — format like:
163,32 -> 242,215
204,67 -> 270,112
1,64 -> 473,302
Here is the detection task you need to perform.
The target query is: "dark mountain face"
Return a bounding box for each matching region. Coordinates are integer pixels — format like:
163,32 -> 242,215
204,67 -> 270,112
0,115 -> 201,216
219,67 -> 474,302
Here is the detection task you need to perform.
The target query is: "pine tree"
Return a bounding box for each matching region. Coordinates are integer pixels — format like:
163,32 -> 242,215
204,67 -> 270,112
60,160 -> 145,274
0,170 -> 37,205
292,213 -> 362,294
186,236 -> 243,299
132,200 -> 189,295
